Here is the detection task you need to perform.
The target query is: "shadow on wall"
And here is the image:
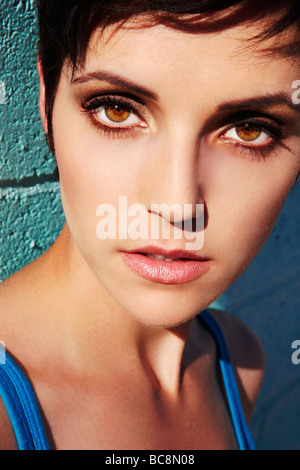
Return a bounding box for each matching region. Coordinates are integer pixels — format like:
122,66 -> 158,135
215,186 -> 300,450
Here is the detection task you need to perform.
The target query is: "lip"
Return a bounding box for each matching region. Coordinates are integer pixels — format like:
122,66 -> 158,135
120,246 -> 210,284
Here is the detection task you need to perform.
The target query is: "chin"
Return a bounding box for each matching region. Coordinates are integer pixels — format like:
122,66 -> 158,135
114,284 -> 211,329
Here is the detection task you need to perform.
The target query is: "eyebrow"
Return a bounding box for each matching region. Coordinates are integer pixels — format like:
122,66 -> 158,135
72,70 -> 158,101
72,71 -> 300,116
217,92 -> 300,114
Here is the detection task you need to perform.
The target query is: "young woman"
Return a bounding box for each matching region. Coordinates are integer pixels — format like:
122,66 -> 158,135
0,0 -> 299,450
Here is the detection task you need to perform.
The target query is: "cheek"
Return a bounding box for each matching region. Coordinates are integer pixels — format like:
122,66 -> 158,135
54,113 -> 149,206
53,119 -> 123,229
202,148 -> 297,267
52,109 -> 151,265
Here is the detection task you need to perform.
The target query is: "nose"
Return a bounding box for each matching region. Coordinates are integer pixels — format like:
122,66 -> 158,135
141,127 -> 204,225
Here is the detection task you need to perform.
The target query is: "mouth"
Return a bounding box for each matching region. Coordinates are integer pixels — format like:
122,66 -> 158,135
120,246 -> 210,284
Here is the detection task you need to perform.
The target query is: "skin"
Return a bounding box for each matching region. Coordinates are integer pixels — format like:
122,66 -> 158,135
0,13 -> 299,449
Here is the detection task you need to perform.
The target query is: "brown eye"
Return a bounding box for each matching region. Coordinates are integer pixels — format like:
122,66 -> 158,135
236,124 -> 261,142
223,122 -> 269,146
105,105 -> 131,123
93,101 -> 143,128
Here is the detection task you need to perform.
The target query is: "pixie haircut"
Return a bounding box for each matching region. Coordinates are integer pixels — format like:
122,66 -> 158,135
36,0 -> 300,151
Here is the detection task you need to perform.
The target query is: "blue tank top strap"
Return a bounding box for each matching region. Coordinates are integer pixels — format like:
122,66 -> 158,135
0,345 -> 50,450
0,312 -> 255,450
199,309 -> 255,450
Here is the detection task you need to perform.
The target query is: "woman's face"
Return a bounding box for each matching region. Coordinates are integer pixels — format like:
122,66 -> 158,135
50,17 -> 300,327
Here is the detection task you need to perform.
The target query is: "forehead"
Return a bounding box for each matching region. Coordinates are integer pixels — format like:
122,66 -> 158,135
80,18 -> 299,86
66,15 -> 300,113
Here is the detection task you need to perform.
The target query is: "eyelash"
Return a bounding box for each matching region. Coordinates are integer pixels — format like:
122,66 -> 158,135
220,118 -> 288,159
81,95 -> 146,138
81,95 -> 288,157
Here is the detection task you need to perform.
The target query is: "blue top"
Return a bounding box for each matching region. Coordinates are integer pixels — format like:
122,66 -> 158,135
0,310 -> 255,450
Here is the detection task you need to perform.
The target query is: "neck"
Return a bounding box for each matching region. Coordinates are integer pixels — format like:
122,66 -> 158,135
42,225 -> 196,396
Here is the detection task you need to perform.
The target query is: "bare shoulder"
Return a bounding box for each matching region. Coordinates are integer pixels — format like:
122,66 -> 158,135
207,308 -> 265,423
0,260 -> 54,450
0,397 -> 18,450
0,272 -> 30,450
0,252 -> 49,332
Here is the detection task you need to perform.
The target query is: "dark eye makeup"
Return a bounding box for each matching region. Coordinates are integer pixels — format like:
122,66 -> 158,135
219,117 -> 289,159
80,92 -> 291,158
81,93 -> 147,137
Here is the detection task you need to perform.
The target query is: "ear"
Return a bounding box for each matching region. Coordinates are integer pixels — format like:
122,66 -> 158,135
37,58 -> 48,134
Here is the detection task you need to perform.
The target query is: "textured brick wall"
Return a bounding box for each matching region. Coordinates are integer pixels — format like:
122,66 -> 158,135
1,0 -> 299,450
0,0 -> 65,281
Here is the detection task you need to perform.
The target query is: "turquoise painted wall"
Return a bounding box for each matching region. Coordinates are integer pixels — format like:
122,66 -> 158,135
0,0 -> 65,281
1,1 -> 299,450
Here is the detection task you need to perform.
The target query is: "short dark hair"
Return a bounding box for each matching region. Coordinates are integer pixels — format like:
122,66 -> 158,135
36,0 -> 300,151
